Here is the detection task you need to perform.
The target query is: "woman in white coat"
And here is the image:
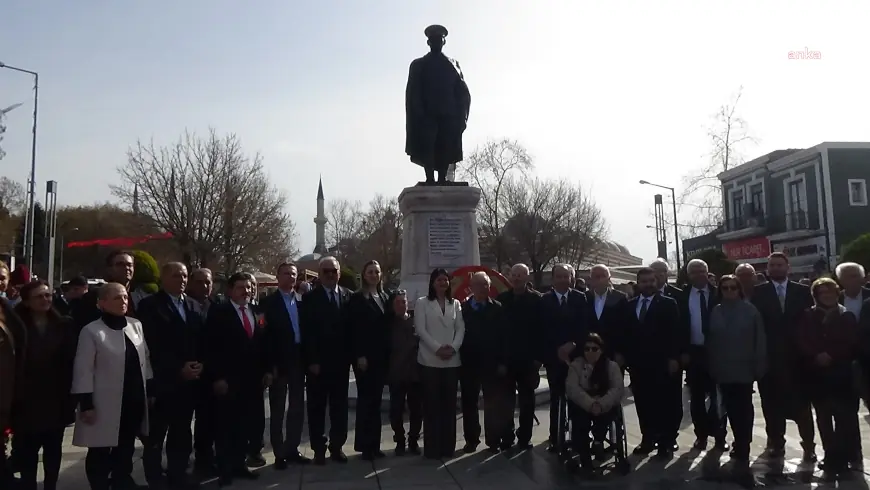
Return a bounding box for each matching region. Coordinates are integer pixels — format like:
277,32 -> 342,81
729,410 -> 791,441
71,283 -> 153,490
415,268 -> 465,459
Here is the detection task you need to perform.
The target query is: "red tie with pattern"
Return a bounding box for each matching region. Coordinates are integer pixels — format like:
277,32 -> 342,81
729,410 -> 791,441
239,306 -> 253,338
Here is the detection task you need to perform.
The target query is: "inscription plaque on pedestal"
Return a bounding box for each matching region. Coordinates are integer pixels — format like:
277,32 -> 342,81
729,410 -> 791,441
428,216 -> 465,267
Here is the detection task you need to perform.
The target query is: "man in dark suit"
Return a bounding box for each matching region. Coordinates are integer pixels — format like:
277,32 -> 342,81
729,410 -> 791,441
497,263 -> 542,450
262,263 -> 311,469
203,272 -> 271,486
540,264 -> 589,452
185,267 -> 221,474
650,258 -> 683,300
139,263 -> 204,489
300,256 -> 353,465
835,261 -> 870,469
71,250 -> 137,327
459,272 -> 510,453
751,252 -> 815,462
680,259 -> 726,451
624,267 -> 682,458
585,264 -> 631,364
53,275 -> 88,316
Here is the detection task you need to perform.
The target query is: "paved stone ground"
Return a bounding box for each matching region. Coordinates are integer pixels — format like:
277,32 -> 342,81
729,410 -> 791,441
33,387 -> 870,489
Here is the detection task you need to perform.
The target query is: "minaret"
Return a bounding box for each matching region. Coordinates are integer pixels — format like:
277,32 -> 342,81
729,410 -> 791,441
313,177 -> 328,254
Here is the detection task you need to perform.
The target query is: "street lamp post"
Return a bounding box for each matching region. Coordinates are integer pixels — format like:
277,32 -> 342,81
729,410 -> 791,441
640,180 -> 682,274
58,228 -> 79,285
0,61 -> 39,272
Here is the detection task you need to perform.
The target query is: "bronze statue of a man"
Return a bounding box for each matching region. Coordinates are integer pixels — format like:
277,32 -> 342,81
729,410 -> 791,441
405,25 -> 471,186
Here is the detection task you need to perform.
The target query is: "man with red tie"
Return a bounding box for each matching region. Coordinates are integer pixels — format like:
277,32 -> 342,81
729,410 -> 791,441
203,273 -> 272,487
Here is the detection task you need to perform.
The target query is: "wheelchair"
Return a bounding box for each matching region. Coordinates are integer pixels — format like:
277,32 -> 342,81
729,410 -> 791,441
554,394 -> 631,476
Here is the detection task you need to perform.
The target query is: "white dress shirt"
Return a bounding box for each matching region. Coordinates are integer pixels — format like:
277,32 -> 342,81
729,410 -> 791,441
843,293 -> 864,320
594,292 -> 607,320
231,300 -> 256,330
554,290 -> 569,304
635,295 -> 653,319
687,287 -> 709,345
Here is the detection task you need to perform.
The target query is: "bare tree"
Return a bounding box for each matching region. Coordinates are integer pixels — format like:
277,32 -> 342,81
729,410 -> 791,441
326,198 -> 365,266
113,129 -> 298,273
359,195 -> 402,287
458,139 -> 533,271
680,86 -> 757,235
0,177 -> 25,217
502,178 -> 606,286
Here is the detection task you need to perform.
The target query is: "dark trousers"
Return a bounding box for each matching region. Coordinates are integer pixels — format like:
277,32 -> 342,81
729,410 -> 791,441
813,395 -> 861,470
353,365 -> 386,453
85,418 -> 140,490
215,382 -> 264,475
389,381 -> 423,444
545,364 -> 567,444
306,363 -> 350,453
268,366 -> 306,460
193,382 -> 217,465
719,383 -> 754,460
459,363 -> 482,445
687,346 -> 725,440
14,427 -> 65,490
507,363 -> 539,445
143,388 -> 196,481
757,374 -> 815,450
630,364 -> 682,446
482,373 -> 518,447
568,405 -> 615,454
420,366 -> 459,459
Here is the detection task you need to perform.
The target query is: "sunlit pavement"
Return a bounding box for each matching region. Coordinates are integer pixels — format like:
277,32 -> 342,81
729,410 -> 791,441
43,387 -> 870,489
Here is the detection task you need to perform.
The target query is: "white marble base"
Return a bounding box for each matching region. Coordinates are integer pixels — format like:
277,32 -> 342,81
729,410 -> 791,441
397,185 -> 482,309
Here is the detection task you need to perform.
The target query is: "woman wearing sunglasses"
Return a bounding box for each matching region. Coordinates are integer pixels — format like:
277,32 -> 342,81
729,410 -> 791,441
706,274 -> 766,481
565,333 -> 624,471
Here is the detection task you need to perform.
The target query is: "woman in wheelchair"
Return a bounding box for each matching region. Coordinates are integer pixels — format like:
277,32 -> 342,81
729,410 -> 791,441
565,333 -> 625,469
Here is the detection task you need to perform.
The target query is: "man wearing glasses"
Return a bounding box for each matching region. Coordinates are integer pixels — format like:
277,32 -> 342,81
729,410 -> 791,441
299,256 -> 353,465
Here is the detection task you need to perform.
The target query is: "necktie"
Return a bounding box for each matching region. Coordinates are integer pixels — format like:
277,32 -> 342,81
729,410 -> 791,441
331,290 -> 338,307
777,285 -> 786,311
639,298 -> 649,322
699,289 -> 709,333
560,295 -> 567,307
178,298 -> 187,322
239,306 -> 253,338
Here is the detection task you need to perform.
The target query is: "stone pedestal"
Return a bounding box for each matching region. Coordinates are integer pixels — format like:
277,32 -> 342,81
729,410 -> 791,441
397,185 -> 482,309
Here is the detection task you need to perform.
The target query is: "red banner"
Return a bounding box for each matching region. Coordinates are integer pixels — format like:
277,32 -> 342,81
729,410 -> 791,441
450,266 -> 512,300
66,232 -> 173,249
723,236 -> 770,260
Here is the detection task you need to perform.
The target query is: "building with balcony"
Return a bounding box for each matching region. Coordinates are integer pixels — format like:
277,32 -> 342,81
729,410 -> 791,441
683,142 -> 870,275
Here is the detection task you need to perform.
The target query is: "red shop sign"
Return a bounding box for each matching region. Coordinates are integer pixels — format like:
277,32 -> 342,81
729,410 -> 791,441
723,236 -> 771,260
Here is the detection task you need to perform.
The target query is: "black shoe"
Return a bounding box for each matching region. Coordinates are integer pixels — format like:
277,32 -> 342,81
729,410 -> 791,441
286,452 -> 311,464
632,440 -> 656,455
463,443 -> 478,454
313,452 -> 326,465
193,461 -> 218,477
166,474 -> 199,490
714,440 -> 730,452
692,437 -> 708,450
330,450 -> 348,463
408,441 -> 421,455
515,440 -> 532,450
361,452 -> 376,461
374,450 -> 386,458
499,441 -> 513,452
849,460 -> 864,471
217,475 -> 233,487
486,446 -> 500,454
274,459 -> 288,471
245,453 -> 266,468
591,441 -> 605,458
802,447 -> 817,463
765,446 -> 785,459
546,442 -> 558,453
233,468 -> 258,480
395,444 -> 406,456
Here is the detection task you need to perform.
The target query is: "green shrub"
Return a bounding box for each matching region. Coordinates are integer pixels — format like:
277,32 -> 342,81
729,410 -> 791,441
338,267 -> 358,290
842,233 -> 870,271
130,249 -> 160,292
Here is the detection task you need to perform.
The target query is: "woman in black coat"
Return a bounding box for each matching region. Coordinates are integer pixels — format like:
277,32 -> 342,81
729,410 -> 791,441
348,260 -> 391,460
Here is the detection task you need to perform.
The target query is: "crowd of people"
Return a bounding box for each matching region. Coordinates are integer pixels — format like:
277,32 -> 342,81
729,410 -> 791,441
0,250 -> 869,489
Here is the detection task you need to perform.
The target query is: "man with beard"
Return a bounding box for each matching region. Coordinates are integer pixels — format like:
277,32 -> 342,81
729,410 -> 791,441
751,252 -> 815,464
72,250 -> 137,328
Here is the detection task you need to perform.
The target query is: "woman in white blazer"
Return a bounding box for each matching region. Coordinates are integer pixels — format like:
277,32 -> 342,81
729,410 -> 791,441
71,283 -> 153,490
414,268 -> 465,459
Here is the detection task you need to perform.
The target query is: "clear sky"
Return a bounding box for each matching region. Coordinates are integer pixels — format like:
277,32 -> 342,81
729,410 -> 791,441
2,0 -> 868,263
